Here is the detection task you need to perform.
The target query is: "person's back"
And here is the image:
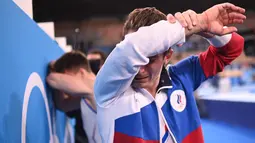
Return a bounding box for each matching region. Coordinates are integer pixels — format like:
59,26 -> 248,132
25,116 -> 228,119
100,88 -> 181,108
80,99 -> 101,143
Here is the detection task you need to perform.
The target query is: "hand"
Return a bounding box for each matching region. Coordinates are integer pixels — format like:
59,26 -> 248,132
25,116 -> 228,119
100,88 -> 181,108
48,60 -> 56,74
201,3 -> 246,35
168,10 -> 207,43
167,10 -> 198,30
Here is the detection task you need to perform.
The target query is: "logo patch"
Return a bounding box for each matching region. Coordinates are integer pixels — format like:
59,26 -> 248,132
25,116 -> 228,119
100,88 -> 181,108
170,90 -> 186,112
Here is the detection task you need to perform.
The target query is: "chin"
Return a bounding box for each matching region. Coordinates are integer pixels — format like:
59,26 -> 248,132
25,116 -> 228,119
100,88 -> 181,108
134,82 -> 150,89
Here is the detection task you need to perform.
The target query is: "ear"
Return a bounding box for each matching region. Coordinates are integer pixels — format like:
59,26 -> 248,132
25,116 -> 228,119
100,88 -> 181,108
79,68 -> 96,81
79,68 -> 87,76
164,48 -> 173,65
79,68 -> 92,77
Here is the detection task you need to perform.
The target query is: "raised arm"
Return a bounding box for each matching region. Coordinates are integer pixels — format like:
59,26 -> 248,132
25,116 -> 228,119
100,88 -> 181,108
171,32 -> 244,91
47,73 -> 95,97
47,72 -> 97,110
199,32 -> 244,78
167,3 -> 246,90
95,3 -> 246,107
94,21 -> 186,107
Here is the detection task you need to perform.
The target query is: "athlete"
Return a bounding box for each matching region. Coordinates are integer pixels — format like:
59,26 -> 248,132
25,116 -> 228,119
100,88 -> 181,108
47,51 -> 100,143
94,3 -> 246,143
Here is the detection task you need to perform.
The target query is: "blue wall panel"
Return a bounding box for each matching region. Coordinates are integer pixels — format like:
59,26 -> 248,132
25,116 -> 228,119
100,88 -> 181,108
0,0 -> 69,142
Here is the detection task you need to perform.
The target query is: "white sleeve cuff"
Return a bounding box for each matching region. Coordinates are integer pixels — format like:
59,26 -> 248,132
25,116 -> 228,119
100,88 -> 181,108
124,20 -> 186,57
207,34 -> 232,48
172,21 -> 186,45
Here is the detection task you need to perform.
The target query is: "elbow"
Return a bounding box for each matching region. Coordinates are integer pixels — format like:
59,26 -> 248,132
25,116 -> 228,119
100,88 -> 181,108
237,36 -> 245,56
221,33 -> 245,64
93,80 -> 105,105
232,33 -> 245,56
93,86 -> 105,106
46,74 -> 55,87
46,74 -> 51,83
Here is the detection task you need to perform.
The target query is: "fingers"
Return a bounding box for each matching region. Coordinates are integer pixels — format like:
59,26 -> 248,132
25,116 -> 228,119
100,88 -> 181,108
222,3 -> 238,11
229,12 -> 246,20
221,26 -> 238,35
174,12 -> 187,27
182,11 -> 193,30
167,14 -> 176,24
174,10 -> 198,30
232,19 -> 244,24
235,6 -> 246,14
222,3 -> 246,13
187,10 -> 197,26
227,11 -> 246,24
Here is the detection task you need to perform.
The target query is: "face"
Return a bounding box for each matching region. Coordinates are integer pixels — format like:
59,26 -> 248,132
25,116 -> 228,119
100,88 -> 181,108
132,54 -> 165,89
127,30 -> 173,90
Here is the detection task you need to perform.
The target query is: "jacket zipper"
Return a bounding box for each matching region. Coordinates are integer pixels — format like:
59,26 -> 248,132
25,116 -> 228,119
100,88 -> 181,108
156,102 -> 178,143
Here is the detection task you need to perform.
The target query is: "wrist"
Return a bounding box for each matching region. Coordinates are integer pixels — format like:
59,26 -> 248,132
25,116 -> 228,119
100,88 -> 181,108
197,12 -> 209,32
198,32 -> 215,38
184,13 -> 210,37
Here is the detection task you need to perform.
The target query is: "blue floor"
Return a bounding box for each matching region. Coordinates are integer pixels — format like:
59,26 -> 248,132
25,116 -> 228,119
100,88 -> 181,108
202,119 -> 255,143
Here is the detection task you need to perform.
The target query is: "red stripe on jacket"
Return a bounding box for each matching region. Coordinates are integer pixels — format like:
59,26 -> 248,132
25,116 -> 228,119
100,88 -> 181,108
199,33 -> 244,78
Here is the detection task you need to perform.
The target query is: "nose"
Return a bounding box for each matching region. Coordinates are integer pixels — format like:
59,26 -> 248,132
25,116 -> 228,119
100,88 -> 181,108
139,65 -> 146,73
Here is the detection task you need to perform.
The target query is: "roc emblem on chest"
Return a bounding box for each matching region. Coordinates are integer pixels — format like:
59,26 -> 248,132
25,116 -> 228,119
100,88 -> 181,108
170,90 -> 186,112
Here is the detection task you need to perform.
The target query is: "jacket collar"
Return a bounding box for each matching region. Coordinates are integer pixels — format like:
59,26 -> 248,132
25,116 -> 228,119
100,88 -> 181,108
156,67 -> 173,93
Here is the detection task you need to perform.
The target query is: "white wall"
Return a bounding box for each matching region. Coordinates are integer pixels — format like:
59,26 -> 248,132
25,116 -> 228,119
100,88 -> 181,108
13,0 -> 33,19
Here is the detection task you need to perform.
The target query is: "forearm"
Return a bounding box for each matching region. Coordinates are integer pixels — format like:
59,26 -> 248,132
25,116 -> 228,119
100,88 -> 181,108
199,32 -> 244,77
207,32 -> 244,60
47,73 -> 94,96
124,21 -> 186,57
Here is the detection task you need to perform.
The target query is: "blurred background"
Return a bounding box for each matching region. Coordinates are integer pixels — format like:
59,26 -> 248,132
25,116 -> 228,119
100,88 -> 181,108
33,0 -> 255,56
33,0 -> 255,142
3,0 -> 255,142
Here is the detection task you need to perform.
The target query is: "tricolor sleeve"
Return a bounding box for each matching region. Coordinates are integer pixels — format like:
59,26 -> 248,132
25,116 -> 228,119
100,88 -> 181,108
170,32 -> 244,91
199,32 -> 244,78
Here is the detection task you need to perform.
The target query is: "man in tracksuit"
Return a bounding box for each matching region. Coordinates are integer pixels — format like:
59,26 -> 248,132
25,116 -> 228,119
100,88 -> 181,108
94,3 -> 246,143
